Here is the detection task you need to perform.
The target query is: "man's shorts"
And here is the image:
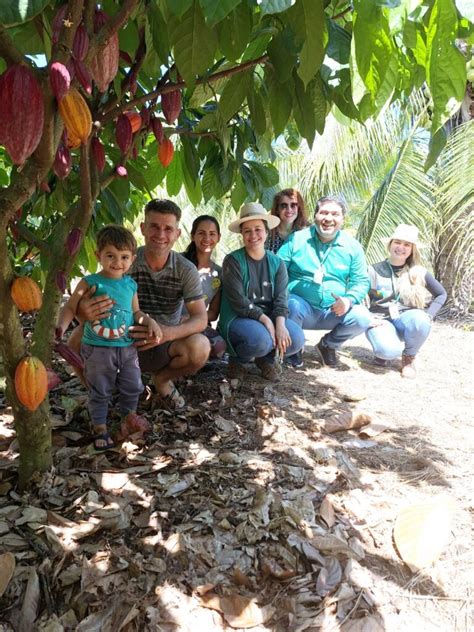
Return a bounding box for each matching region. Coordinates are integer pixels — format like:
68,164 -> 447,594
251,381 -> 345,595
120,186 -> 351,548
138,341 -> 173,373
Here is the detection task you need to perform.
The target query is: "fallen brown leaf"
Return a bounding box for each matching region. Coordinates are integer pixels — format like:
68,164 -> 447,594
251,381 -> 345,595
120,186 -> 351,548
324,411 -> 372,434
0,552 -> 15,597
201,592 -> 275,628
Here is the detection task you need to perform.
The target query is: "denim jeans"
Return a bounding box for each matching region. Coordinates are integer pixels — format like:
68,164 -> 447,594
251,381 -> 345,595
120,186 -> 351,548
228,317 -> 305,364
366,308 -> 431,359
288,294 -> 371,349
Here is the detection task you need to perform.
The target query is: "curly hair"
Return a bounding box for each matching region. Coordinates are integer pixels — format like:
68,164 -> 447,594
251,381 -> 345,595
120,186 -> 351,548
270,188 -> 308,230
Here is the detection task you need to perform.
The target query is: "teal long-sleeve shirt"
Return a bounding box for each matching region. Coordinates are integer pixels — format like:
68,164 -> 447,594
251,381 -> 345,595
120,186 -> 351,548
277,225 -> 370,309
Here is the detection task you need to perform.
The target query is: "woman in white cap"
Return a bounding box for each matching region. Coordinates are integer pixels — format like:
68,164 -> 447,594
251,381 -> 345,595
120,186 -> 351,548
218,202 -> 305,380
366,224 -> 446,378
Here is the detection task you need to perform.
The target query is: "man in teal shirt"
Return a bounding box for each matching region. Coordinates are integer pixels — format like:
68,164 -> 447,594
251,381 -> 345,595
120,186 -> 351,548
278,196 -> 371,367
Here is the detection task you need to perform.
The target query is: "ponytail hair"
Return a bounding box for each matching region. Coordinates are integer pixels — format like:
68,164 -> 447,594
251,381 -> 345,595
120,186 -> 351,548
183,214 -> 221,266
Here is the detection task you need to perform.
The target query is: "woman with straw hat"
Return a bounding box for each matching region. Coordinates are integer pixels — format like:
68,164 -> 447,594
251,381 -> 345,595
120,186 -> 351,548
366,224 -> 447,378
218,202 -> 305,381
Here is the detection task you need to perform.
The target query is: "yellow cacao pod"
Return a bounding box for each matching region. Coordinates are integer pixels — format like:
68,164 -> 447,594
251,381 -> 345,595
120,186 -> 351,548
11,277 -> 43,312
58,88 -> 92,145
14,356 -> 48,411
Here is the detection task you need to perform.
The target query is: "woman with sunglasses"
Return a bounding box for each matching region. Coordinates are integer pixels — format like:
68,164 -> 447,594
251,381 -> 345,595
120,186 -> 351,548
266,188 -> 309,253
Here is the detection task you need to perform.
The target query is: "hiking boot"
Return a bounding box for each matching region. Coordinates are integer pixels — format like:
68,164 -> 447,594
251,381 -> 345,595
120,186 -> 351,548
226,360 -> 247,379
284,351 -> 304,368
255,357 -> 280,382
401,354 -> 416,379
315,338 -> 337,367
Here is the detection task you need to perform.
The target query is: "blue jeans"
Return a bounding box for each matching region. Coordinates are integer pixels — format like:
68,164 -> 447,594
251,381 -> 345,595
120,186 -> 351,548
229,317 -> 305,364
288,294 -> 371,349
366,309 -> 431,359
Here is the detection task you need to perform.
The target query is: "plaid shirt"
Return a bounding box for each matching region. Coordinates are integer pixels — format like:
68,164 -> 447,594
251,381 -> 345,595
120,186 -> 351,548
130,247 -> 203,326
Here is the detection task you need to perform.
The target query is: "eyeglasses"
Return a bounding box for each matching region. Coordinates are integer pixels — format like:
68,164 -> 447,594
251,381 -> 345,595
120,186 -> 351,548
279,202 -> 298,210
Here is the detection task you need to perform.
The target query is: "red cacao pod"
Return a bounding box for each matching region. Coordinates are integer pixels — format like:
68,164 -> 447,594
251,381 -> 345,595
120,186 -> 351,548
49,62 -> 70,102
125,111 -> 142,133
55,270 -> 68,293
15,356 -> 48,411
74,60 -> 92,95
52,4 -> 68,44
158,138 -> 174,168
55,342 -> 85,370
90,9 -> 119,93
58,88 -> 92,145
116,114 -> 132,154
151,117 -> 164,143
66,228 -> 82,256
53,143 -> 72,179
161,89 -> 182,125
11,276 -> 43,312
72,23 -> 89,61
66,59 -> 75,82
116,165 -> 128,177
0,64 -> 45,166
91,137 -> 105,172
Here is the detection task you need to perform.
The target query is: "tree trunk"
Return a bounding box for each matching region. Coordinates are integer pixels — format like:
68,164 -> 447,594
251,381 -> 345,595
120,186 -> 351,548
11,401 -> 52,488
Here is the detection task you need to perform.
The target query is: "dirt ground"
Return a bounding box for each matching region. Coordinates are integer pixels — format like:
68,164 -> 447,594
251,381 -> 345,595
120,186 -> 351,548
0,320 -> 473,631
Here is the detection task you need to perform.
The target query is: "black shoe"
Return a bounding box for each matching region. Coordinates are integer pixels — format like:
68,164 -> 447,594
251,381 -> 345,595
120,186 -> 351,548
284,351 -> 304,368
315,339 -> 337,367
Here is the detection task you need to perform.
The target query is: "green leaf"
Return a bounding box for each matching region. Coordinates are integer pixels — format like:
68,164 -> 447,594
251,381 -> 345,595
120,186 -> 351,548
231,174 -> 247,210
0,0 -> 50,25
218,71 -> 250,122
309,75 -> 327,135
202,164 -> 224,201
148,2 -> 170,63
166,150 -> 184,196
326,19 -> 351,65
292,70 -> 316,147
352,1 -> 395,102
183,160 -> 203,206
217,2 -> 253,62
247,83 -> 267,136
426,0 -> 467,133
424,126 -> 447,171
181,136 -> 201,180
268,27 -> 299,83
189,75 -> 228,107
266,67 -> 292,136
165,0 -> 193,18
199,0 -> 242,27
99,189 -> 125,224
119,20 -> 140,57
168,3 -> 218,86
247,161 -> 279,188
259,0 -> 293,16
293,0 -> 328,87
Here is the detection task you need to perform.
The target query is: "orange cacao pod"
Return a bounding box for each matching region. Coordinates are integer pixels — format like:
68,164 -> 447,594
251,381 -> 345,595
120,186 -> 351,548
161,89 -> 182,125
11,277 -> 43,312
90,9 -> 119,92
125,111 -> 142,133
14,356 -> 48,411
158,138 -> 174,168
0,64 -> 45,166
58,88 -> 92,145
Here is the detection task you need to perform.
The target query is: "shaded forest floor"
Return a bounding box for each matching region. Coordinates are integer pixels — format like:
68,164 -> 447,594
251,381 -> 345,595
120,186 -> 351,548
0,321 -> 473,631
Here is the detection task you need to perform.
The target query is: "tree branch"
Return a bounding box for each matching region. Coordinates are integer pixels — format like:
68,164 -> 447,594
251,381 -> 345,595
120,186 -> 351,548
0,25 -> 25,65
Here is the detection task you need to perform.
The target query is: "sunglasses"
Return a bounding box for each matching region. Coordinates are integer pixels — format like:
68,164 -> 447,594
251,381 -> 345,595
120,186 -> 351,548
279,202 -> 298,210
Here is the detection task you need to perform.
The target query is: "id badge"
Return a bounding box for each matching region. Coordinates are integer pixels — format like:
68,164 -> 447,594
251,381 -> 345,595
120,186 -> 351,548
388,302 -> 400,319
313,267 -> 324,285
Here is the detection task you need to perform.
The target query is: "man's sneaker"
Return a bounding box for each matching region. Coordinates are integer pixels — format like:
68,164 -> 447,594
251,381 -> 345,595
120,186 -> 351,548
315,339 -> 337,367
255,357 -> 280,382
284,351 -> 304,368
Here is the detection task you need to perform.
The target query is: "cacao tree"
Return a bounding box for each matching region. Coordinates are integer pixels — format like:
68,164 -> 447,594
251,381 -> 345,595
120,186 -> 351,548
0,0 -> 472,488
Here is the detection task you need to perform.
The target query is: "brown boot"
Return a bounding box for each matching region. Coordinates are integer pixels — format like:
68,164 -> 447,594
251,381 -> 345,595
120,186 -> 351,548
401,354 -> 416,379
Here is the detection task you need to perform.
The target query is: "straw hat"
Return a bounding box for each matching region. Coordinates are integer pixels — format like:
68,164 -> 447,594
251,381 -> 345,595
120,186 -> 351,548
383,224 -> 424,247
228,202 -> 280,233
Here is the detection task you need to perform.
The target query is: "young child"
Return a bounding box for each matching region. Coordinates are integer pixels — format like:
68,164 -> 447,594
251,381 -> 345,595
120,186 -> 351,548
57,225 -> 161,450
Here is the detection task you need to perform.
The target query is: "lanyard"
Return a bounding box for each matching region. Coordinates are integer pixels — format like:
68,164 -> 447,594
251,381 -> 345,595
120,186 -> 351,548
314,236 -> 336,270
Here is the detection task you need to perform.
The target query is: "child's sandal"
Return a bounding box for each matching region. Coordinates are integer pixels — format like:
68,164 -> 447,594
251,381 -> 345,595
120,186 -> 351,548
93,432 -> 115,451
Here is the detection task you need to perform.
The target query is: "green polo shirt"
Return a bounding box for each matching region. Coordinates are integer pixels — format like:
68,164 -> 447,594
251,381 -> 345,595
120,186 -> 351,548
277,225 -> 370,309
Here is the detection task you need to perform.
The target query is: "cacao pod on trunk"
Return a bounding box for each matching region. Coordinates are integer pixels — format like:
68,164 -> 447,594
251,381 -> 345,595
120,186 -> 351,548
90,9 -> 119,93
49,62 -> 71,102
53,143 -> 72,179
158,138 -> 174,168
72,23 -> 89,61
66,228 -> 82,256
55,342 -> 85,370
15,356 -> 48,411
74,60 -> 92,95
55,270 -> 68,293
116,114 -> 132,154
0,64 -> 45,166
161,89 -> 182,125
91,137 -> 106,172
58,88 -> 92,145
125,112 -> 142,133
11,277 -> 43,312
52,4 -> 68,44
151,117 -> 164,143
